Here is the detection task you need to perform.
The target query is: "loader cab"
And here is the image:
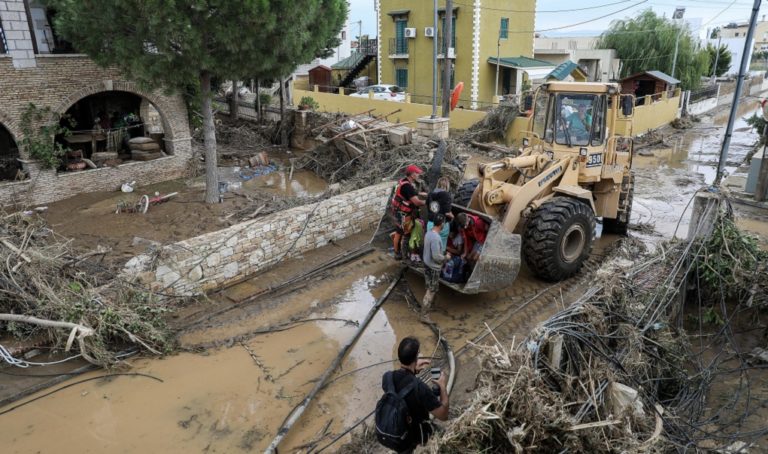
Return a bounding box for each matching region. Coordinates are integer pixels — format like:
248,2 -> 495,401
532,91 -> 608,150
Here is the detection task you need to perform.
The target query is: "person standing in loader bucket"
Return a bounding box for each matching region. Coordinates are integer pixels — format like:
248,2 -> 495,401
390,165 -> 426,260
422,214 -> 447,319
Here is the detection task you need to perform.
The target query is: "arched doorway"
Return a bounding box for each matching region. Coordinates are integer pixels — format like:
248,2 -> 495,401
57,91 -> 169,170
0,123 -> 22,181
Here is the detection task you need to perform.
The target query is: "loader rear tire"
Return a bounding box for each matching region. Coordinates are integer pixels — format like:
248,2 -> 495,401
456,179 -> 479,207
524,197 -> 596,282
602,172 -> 634,235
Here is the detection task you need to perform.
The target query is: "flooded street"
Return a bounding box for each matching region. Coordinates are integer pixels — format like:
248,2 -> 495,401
4,99 -> 768,453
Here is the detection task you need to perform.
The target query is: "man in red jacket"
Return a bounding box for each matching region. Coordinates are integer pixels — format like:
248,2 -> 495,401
390,165 -> 426,259
456,212 -> 488,264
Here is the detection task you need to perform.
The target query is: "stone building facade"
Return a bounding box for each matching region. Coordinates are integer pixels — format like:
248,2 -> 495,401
0,0 -> 192,206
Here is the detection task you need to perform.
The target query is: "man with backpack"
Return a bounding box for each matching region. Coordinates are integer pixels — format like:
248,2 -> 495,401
375,337 -> 450,453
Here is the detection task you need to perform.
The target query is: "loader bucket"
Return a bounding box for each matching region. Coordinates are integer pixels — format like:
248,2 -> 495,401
460,221 -> 521,294
372,186 -> 521,294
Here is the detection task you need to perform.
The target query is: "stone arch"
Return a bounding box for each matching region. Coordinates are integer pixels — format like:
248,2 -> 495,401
0,108 -> 23,149
50,80 -> 180,142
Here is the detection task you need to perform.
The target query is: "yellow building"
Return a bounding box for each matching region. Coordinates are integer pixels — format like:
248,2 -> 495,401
376,0 -> 536,110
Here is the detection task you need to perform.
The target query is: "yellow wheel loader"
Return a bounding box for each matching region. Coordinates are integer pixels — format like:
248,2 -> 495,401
384,82 -> 635,294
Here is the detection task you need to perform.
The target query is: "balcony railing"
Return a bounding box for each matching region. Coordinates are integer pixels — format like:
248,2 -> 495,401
357,38 -> 378,56
0,25 -> 7,54
388,38 -> 409,57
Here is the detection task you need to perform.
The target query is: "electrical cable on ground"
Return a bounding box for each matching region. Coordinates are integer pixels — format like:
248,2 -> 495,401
0,372 -> 163,417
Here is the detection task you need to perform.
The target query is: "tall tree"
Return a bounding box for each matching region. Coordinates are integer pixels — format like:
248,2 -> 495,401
597,9 -> 710,90
706,44 -> 732,77
47,0 -> 346,203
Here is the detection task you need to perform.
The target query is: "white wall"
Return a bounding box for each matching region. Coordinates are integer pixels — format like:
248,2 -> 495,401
704,37 -> 755,76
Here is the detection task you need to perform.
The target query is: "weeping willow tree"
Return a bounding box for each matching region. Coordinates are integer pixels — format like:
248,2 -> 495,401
597,9 -> 710,89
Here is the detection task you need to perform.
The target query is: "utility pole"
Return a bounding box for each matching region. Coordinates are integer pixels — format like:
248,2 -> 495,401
671,7 -> 685,79
711,33 -> 722,82
715,0 -> 762,185
441,0 -> 454,118
432,0 -> 438,118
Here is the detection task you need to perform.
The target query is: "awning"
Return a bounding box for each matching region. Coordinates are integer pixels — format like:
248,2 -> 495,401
487,56 -> 556,70
524,68 -> 555,81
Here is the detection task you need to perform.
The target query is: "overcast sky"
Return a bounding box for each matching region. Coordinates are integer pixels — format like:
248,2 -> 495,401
347,0 -> 765,39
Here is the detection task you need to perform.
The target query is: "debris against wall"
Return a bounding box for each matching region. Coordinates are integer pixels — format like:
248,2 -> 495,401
123,182 -> 393,295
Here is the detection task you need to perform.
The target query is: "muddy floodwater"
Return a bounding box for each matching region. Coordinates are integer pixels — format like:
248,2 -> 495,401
5,97 -> 768,453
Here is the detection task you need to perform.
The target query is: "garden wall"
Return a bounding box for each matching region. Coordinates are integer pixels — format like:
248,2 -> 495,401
123,182 -> 394,296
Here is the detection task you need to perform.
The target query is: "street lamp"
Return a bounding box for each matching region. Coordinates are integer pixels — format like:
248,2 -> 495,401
671,7 -> 685,78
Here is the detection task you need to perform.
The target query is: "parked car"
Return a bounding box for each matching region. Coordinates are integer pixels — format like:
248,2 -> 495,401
350,84 -> 406,102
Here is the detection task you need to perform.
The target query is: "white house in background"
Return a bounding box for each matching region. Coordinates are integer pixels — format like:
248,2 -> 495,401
293,19 -> 353,76
534,36 -> 620,83
704,37 -> 754,76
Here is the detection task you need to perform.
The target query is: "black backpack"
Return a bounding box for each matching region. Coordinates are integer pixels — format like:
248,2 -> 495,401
375,371 -> 418,451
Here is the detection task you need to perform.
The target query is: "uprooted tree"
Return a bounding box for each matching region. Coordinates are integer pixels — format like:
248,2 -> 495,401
47,0 -> 347,203
597,9 -> 710,90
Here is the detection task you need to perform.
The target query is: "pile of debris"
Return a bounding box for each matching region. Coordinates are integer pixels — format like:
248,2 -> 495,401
459,103 -> 521,144
296,113 -> 467,191
0,211 -> 176,366
429,207 -> 768,452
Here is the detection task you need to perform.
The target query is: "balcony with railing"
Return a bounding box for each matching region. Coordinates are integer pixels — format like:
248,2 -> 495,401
0,24 -> 7,54
388,38 -> 409,58
357,38 -> 378,57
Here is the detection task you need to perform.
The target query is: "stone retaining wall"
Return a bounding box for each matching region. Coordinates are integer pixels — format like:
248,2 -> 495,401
124,182 -> 394,296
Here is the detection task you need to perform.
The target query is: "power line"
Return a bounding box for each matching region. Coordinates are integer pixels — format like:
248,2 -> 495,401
451,0 -> 636,13
533,0 -> 650,33
702,0 -> 742,27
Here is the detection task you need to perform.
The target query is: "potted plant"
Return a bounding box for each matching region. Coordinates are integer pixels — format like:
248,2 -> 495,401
298,96 -> 320,111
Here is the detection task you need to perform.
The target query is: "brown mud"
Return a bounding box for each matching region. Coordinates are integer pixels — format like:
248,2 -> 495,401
5,103 -> 768,452
40,150 -> 326,268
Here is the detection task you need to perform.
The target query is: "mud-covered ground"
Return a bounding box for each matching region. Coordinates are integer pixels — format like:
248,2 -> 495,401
3,97 -> 768,452
40,149 -> 326,268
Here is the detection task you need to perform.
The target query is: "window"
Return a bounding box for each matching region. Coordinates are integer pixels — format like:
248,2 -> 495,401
441,16 -> 457,52
500,18 -> 509,40
553,94 -> 605,147
341,30 -> 346,40
395,19 -> 408,54
396,68 -> 408,88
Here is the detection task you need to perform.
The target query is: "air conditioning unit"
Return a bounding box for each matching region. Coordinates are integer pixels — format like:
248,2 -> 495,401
425,27 -> 435,38
404,28 -> 417,38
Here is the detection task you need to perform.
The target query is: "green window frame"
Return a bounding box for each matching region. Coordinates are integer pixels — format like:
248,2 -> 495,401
396,68 -> 408,88
500,18 -> 509,40
395,19 -> 408,54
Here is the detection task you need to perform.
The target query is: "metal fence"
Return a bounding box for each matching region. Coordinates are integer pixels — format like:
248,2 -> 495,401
689,85 -> 719,103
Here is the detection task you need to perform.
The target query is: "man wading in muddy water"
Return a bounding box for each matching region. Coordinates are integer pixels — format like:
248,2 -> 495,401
378,337 -> 450,453
422,214 -> 447,320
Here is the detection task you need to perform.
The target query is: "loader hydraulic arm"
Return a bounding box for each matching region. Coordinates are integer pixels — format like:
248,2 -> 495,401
476,155 -> 577,233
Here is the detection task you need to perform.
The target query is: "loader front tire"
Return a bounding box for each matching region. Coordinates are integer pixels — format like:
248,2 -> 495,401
524,197 -> 596,282
602,172 -> 634,235
456,179 -> 479,207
